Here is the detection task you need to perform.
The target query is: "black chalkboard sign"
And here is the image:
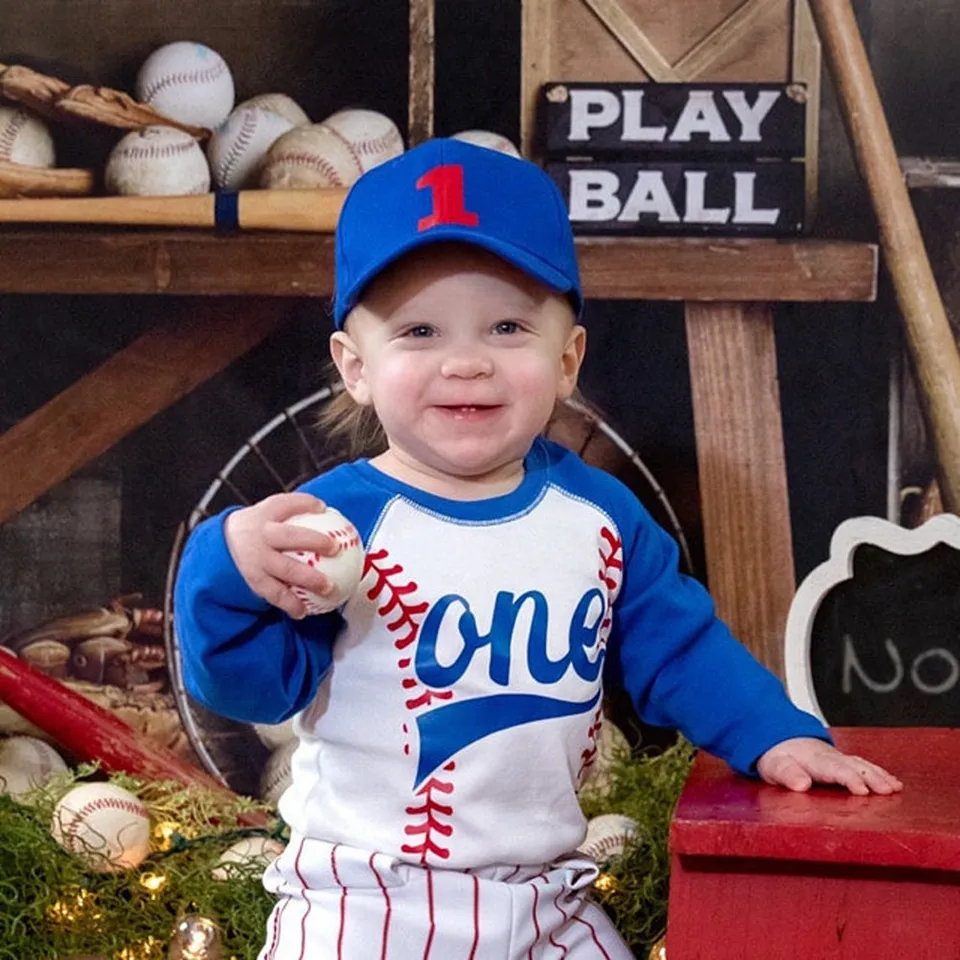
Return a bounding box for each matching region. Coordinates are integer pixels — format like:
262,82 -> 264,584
538,82 -> 806,158
785,516 -> 960,726
547,160 -> 804,237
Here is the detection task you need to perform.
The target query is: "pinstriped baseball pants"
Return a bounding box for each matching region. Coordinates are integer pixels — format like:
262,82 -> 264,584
257,834 -> 635,959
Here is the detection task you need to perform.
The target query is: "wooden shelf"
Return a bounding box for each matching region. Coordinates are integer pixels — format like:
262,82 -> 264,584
0,229 -> 877,302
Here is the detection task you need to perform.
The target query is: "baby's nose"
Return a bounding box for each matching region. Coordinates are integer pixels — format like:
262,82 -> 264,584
440,350 -> 493,379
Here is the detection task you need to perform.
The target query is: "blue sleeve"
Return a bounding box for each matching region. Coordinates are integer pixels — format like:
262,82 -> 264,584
173,464 -> 389,725
587,468 -> 832,775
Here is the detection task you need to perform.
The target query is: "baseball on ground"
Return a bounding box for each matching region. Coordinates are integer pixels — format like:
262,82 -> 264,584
0,107 -> 55,168
451,129 -> 522,158
253,717 -> 297,751
260,124 -> 364,189
237,93 -> 311,128
577,813 -> 639,864
260,739 -> 297,805
51,782 -> 152,873
320,108 -> 405,172
105,126 -> 210,196
0,736 -> 67,800
284,508 -> 365,613
212,835 -> 286,880
136,41 -> 235,130
207,106 -> 295,189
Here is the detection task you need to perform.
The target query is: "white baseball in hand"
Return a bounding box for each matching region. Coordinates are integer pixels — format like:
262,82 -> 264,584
51,782 -> 152,873
284,508 -> 364,614
136,41 -> 235,129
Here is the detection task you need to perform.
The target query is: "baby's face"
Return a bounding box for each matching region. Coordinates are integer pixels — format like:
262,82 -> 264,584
335,244 -> 585,486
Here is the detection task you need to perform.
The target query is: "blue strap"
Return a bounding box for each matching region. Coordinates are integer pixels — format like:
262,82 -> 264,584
213,190 -> 240,232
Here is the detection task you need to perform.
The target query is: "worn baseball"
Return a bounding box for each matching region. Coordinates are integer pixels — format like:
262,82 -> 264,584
284,508 -> 365,613
51,782 -> 152,873
136,41 -> 235,130
237,93 -> 311,127
207,106 -> 295,189
105,126 -> 210,196
451,129 -> 521,158
0,106 -> 55,168
259,124 -> 364,189
252,717 -> 297,750
0,736 -> 68,800
212,835 -> 286,880
320,108 -> 404,172
260,739 -> 297,805
578,720 -> 630,796
577,813 -> 639,864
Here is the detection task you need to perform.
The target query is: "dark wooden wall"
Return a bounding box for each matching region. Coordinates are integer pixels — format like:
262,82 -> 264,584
1,0 -> 954,635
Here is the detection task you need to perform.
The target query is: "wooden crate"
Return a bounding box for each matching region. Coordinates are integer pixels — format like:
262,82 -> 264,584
668,727 -> 960,959
521,0 -> 821,219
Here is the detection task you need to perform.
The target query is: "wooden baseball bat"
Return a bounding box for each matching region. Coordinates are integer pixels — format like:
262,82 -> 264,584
808,0 -> 960,513
0,649 -> 267,824
0,187 -> 347,231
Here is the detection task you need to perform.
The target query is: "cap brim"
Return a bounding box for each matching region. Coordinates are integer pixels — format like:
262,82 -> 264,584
336,224 -> 578,326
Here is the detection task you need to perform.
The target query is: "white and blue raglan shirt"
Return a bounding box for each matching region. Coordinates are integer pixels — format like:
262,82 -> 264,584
175,438 -> 829,870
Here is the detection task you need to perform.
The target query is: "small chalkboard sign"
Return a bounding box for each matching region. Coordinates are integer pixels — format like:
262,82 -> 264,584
539,82 -> 806,158
785,515 -> 960,726
547,160 -> 804,236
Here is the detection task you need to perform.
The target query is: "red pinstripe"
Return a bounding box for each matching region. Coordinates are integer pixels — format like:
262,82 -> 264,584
549,886 -> 571,958
467,873 -> 480,959
369,852 -> 392,960
527,872 -> 547,959
423,866 -> 437,958
291,839 -> 314,960
329,844 -> 347,959
263,887 -> 286,960
570,911 -> 611,959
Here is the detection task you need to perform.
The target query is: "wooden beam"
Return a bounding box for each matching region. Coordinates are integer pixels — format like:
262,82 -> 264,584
0,299 -> 291,524
0,232 -> 877,302
578,238 -> 877,302
408,0 -> 435,145
685,302 -> 795,678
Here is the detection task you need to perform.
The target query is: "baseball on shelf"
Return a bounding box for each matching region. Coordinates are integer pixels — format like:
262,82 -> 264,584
320,108 -> 405,172
0,106 -> 55,168
212,835 -> 286,880
260,124 -> 365,189
51,782 -> 152,873
283,508 -> 365,613
577,813 -> 639,864
207,106 -> 295,189
260,738 -> 297,805
135,41 -> 235,130
237,92 -> 311,127
0,735 -> 67,800
105,126 -> 211,196
451,129 -> 522,158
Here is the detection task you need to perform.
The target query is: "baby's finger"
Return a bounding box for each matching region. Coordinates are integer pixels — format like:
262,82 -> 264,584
264,521 -> 340,556
759,755 -> 812,792
847,758 -> 903,795
253,573 -> 310,620
259,492 -> 327,521
264,550 -> 333,599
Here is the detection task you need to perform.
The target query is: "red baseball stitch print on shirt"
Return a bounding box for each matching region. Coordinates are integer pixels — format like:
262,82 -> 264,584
364,549 -> 456,866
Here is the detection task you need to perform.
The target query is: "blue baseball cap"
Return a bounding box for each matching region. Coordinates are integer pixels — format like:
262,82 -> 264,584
333,138 -> 581,328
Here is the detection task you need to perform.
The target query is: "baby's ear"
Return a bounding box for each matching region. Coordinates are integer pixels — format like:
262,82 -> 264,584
329,331 -> 372,406
557,323 -> 587,399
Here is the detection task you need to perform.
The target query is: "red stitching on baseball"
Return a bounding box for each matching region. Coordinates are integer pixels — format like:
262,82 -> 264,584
0,109 -> 30,161
272,151 -> 352,186
142,59 -> 228,104
217,109 -> 258,185
321,124 -> 367,174
117,139 -> 198,161
62,796 -> 147,846
351,129 -> 402,157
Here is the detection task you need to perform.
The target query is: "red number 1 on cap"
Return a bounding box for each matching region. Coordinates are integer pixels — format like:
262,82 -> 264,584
417,165 -> 480,231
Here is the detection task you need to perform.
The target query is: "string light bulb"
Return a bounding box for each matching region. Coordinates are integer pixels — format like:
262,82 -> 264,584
168,914 -> 223,960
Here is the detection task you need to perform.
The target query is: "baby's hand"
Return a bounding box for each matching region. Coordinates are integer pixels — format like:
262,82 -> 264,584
756,737 -> 904,796
224,493 -> 340,619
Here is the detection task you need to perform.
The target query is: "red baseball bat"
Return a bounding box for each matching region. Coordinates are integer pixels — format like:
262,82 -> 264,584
0,650 -> 267,823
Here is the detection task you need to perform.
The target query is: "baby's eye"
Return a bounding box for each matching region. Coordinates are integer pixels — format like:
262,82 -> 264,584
405,325 -> 435,338
493,320 -> 522,335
